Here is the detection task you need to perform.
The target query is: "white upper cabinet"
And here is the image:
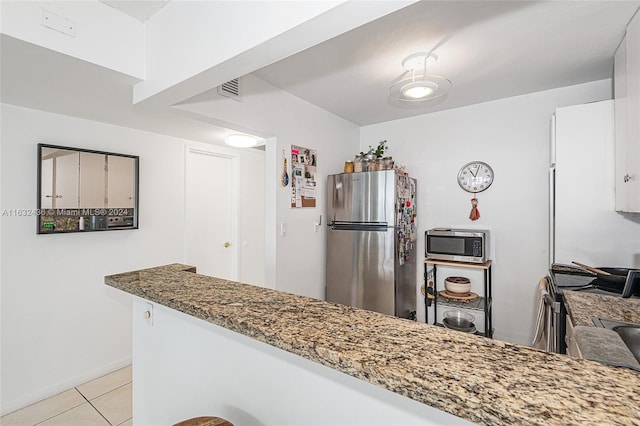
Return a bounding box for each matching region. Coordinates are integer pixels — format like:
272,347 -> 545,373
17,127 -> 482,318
615,9 -> 640,212
79,152 -> 106,208
107,155 -> 136,208
40,149 -> 80,209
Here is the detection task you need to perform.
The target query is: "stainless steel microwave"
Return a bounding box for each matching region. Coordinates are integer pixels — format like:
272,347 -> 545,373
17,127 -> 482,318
425,228 -> 490,264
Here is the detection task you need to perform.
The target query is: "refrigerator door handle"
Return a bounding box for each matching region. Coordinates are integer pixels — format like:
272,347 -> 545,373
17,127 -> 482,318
330,222 -> 388,231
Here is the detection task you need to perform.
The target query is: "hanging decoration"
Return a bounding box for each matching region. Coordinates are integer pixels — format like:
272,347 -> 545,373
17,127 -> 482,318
469,197 -> 480,221
281,150 -> 289,187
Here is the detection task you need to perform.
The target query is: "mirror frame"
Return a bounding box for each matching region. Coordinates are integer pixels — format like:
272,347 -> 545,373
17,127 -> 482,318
37,143 -> 140,234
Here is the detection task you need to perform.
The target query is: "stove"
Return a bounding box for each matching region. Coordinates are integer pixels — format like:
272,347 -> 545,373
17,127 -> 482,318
546,264 -> 639,354
550,264 -> 640,297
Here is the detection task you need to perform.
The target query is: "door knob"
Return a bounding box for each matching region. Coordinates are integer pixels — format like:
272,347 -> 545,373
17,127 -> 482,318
224,242 -> 231,248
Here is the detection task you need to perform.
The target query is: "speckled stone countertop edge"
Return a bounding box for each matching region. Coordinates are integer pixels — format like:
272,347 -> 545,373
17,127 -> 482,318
563,291 -> 640,327
106,264 -> 640,426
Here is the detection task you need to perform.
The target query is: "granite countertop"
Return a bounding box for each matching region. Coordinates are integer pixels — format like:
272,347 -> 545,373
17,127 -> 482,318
563,291 -> 640,370
106,264 -> 640,425
563,291 -> 640,326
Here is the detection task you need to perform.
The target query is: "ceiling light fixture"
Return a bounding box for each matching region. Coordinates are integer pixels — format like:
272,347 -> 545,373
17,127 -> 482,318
224,134 -> 258,148
389,52 -> 452,103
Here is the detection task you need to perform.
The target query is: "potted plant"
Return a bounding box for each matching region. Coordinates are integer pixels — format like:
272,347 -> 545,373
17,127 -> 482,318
373,140 -> 388,158
360,140 -> 388,160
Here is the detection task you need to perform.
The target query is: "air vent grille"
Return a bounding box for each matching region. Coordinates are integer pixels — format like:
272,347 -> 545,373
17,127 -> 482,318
218,78 -> 242,101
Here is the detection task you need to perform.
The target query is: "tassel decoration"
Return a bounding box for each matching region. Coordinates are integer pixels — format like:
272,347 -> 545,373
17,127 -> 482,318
281,151 -> 289,187
469,197 -> 480,221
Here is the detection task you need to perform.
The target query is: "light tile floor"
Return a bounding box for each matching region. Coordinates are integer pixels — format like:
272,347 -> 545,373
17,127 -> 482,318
1,366 -> 132,426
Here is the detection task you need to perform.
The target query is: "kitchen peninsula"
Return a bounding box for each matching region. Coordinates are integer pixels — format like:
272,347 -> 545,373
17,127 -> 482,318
105,264 -> 640,425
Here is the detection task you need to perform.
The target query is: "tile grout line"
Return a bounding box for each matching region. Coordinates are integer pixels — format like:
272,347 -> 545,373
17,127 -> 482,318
77,380 -> 133,403
85,381 -> 133,426
12,376 -> 132,426
31,389 -> 86,426
76,387 -> 115,426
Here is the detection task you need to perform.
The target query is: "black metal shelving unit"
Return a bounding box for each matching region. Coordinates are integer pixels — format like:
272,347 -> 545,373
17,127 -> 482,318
424,259 -> 493,338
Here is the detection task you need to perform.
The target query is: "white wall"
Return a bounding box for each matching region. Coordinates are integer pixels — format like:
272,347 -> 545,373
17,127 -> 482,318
176,74 -> 360,299
236,146 -> 266,287
132,297 -> 472,426
0,1 -> 145,78
0,104 -> 266,414
0,104 -> 184,414
360,80 -> 612,344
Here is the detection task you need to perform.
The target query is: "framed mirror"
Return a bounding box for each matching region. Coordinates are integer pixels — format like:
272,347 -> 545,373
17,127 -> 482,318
37,144 -> 139,234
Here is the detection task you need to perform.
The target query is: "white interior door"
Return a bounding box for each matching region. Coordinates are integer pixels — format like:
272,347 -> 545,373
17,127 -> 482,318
185,148 -> 236,280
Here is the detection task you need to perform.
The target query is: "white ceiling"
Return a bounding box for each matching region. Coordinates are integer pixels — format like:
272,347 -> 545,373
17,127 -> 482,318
0,34 -> 243,145
2,1 -> 640,144
253,1 -> 640,125
99,0 -> 170,22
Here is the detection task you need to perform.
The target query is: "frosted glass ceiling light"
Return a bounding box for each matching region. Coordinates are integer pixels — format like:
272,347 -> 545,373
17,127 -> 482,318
389,52 -> 452,103
402,81 -> 437,98
225,134 -> 258,148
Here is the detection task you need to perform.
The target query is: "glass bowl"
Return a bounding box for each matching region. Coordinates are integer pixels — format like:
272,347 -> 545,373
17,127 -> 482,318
442,310 -> 476,333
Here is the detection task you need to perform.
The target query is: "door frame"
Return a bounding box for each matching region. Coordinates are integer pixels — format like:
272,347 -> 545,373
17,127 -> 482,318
184,145 -> 239,281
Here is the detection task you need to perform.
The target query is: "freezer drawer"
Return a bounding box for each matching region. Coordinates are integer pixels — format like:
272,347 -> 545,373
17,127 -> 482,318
327,171 -> 395,224
326,227 -> 395,316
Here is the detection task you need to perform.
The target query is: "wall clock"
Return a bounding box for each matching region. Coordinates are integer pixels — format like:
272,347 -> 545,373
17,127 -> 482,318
457,161 -> 494,193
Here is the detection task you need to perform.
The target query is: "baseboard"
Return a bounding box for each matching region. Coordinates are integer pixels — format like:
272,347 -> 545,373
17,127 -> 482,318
1,356 -> 132,416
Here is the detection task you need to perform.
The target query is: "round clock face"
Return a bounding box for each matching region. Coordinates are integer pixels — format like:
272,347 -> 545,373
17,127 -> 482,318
457,161 -> 494,193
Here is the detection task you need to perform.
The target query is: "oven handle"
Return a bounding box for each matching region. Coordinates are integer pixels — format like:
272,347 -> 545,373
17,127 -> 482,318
542,293 -> 561,353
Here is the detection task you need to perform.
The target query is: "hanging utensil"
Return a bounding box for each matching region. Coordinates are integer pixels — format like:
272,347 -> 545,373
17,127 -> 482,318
281,150 -> 289,187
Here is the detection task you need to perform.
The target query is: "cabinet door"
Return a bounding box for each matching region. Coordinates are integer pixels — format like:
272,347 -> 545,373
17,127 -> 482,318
107,155 -> 135,208
626,10 -> 640,211
54,151 -> 79,209
565,314 -> 582,359
615,11 -> 640,212
41,157 -> 54,209
79,152 -> 106,208
614,36 -> 628,211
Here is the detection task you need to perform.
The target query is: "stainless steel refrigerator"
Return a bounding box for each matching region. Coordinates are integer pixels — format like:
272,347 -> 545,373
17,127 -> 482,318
326,170 -> 417,319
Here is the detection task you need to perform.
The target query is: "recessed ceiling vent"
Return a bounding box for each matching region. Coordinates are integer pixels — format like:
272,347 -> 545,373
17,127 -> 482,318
218,77 -> 242,101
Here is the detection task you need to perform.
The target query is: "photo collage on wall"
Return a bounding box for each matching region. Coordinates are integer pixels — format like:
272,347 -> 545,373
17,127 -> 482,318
290,145 -> 317,208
